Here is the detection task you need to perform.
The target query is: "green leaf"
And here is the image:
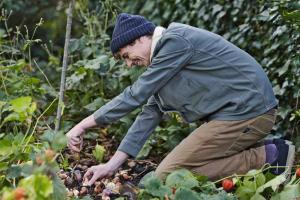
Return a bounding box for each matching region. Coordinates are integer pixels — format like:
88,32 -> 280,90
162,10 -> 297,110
137,141 -> 152,159
236,185 -> 256,200
51,131 -> 67,151
0,139 -> 13,156
250,193 -> 266,200
69,38 -> 80,53
174,188 -> 200,200
144,176 -> 171,198
256,173 -> 266,188
0,101 -> 7,110
40,130 -> 67,151
51,175 -> 67,200
82,47 -> 93,58
92,144 -> 105,162
165,169 -> 198,189
277,59 -> 290,76
271,184 -> 300,200
84,97 -> 105,111
256,174 -> 286,194
6,165 -> 22,179
9,96 -> 32,113
19,174 -> 53,199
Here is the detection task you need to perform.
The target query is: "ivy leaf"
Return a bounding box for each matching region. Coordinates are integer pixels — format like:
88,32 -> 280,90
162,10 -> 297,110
84,97 -> 105,111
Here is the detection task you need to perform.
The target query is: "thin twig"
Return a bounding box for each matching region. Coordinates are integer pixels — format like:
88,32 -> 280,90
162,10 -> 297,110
22,98 -> 58,152
33,59 -> 55,89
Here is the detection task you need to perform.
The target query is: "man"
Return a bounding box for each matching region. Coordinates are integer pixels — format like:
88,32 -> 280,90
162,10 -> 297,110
66,13 -> 295,186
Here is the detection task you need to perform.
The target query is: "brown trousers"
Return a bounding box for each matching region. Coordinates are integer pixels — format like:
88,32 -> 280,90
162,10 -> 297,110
155,109 -> 276,180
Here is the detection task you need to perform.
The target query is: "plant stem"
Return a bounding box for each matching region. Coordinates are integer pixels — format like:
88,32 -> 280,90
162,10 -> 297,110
22,98 -> 58,152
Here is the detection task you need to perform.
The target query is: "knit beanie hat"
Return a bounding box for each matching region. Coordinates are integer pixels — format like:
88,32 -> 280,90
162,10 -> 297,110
110,13 -> 156,54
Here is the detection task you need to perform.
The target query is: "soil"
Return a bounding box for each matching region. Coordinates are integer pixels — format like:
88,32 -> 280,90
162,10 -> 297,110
57,130 -> 157,199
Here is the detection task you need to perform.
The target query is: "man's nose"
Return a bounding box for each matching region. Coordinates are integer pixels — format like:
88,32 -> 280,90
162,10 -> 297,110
125,59 -> 133,67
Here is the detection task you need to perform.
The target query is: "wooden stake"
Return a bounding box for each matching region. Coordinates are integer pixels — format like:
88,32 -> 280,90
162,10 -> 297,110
55,0 -> 75,132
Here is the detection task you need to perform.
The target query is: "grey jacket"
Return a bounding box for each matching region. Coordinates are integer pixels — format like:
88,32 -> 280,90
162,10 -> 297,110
93,23 -> 278,157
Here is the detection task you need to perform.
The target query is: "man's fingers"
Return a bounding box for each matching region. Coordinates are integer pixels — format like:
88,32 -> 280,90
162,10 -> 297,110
69,139 -> 80,146
70,137 -> 80,143
83,168 -> 93,180
68,144 -> 80,152
88,174 -> 101,186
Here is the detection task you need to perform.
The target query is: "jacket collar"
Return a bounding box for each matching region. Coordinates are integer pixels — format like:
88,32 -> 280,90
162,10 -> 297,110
150,26 -> 166,60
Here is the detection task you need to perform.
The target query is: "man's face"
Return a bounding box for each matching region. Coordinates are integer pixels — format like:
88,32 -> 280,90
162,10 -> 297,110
117,35 -> 152,67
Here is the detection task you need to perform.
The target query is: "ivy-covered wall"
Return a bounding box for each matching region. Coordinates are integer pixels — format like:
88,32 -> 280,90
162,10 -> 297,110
122,0 -> 300,139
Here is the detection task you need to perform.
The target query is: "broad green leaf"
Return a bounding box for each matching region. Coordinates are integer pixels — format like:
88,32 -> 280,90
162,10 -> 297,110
165,169 -> 198,189
20,174 -> 53,199
250,193 -> 266,200
82,47 -> 93,58
0,101 -> 6,110
9,96 -> 32,113
236,185 -> 256,200
51,131 -> 67,151
256,174 -> 286,194
0,139 -> 13,156
144,176 -> 171,198
174,188 -> 200,200
137,141 -> 152,159
51,175 -> 67,200
2,112 -> 20,124
256,173 -> 266,188
0,162 -> 8,171
92,144 -> 105,162
6,165 -> 22,179
84,97 -> 105,111
271,184 -> 300,200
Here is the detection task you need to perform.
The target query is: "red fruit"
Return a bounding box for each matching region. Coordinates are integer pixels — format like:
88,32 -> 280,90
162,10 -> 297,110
296,168 -> 300,178
222,179 -> 234,192
14,187 -> 26,200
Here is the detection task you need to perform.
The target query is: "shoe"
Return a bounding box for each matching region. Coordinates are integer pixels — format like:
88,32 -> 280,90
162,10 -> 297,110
264,138 -> 292,145
270,143 -> 295,176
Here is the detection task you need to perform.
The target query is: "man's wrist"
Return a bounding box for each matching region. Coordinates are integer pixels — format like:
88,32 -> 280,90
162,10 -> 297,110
80,115 -> 97,130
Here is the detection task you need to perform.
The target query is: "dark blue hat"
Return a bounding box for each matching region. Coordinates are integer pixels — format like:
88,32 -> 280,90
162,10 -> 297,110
110,13 -> 155,54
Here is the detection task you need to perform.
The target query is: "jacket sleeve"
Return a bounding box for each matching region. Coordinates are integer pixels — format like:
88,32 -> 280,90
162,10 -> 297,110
117,96 -> 163,157
93,34 -> 193,125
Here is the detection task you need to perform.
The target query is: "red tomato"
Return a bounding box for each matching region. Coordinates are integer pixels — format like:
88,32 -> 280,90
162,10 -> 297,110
222,179 -> 234,192
296,168 -> 300,178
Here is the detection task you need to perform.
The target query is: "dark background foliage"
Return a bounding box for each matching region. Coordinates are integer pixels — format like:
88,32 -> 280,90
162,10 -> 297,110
1,0 -> 299,158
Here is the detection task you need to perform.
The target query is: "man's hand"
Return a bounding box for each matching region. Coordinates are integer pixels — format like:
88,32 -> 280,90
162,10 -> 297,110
66,115 -> 97,152
83,151 -> 129,186
66,125 -> 85,152
83,164 -> 114,186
